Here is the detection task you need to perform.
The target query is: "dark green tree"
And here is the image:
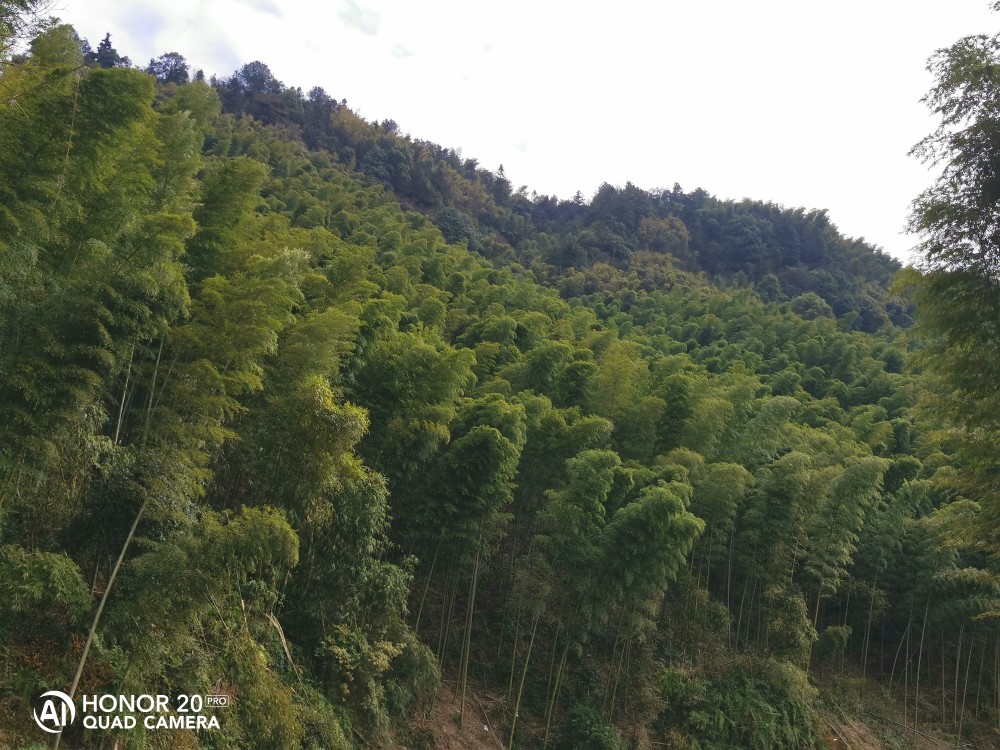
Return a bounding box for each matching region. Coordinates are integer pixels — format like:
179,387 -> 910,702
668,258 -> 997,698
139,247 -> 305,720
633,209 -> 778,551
146,51 -> 189,84
906,16 -> 1000,553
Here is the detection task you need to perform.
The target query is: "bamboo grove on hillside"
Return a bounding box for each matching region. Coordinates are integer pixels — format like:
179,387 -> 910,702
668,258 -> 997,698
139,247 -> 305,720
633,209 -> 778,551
3,6 -> 1000,749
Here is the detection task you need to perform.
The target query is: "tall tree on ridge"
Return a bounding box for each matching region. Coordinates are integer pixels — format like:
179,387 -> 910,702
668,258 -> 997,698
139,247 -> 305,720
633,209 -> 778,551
906,16 -> 1000,554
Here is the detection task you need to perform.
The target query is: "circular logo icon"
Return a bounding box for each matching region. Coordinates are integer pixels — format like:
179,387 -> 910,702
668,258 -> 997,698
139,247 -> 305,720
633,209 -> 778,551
33,690 -> 76,734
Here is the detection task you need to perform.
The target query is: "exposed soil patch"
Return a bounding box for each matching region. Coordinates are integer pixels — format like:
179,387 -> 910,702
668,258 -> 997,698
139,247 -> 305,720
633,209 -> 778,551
403,681 -> 507,750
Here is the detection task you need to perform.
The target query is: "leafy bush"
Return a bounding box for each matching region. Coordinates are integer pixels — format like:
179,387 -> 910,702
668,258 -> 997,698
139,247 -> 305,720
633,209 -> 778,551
657,660 -> 823,750
555,704 -> 624,750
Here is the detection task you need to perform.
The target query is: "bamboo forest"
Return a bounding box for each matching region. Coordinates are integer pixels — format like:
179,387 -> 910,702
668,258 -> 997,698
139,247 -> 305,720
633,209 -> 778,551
5,2 -> 1000,748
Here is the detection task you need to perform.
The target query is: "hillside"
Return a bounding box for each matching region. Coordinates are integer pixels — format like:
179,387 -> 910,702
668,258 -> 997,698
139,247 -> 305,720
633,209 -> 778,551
209,58 -> 905,333
2,12 -> 999,750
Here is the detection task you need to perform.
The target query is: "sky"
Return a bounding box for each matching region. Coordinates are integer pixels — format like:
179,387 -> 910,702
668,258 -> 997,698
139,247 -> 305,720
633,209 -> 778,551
53,0 -> 1000,262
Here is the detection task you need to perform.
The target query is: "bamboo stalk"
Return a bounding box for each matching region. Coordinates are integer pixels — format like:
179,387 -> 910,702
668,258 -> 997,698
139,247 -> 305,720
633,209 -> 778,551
954,625 -> 964,727
608,631 -> 628,721
735,573 -> 752,651
141,334 -> 165,444
113,342 -> 135,445
913,601 -> 929,741
942,630 -> 946,725
975,634 -> 986,721
441,575 -> 459,669
506,613 -> 521,703
460,525 -> 485,728
543,642 -> 569,749
543,625 -> 561,721
904,605 -> 911,730
54,499 -> 148,750
508,613 -> 539,750
414,539 -> 441,633
436,566 -> 453,663
957,626 -> 975,748
889,620 -> 910,693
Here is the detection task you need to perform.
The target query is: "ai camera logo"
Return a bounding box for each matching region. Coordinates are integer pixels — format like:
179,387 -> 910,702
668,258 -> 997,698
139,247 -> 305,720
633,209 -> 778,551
34,690 -> 76,734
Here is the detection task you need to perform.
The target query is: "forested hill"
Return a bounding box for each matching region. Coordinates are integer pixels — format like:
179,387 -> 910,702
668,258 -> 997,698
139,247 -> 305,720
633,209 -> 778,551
209,59 -> 905,332
4,18 -> 998,750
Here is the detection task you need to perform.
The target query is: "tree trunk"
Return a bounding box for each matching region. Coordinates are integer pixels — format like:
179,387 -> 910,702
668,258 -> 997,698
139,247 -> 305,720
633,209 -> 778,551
604,608 -> 627,704
609,634 -> 631,724
913,600 -> 929,740
842,581 -> 851,627
726,527 -> 736,625
806,586 -> 823,672
141,334 -> 165,443
608,632 -> 627,721
414,539 -> 441,634
735,573 -> 753,651
508,613 -> 539,750
889,620 -> 910,693
704,529 -> 715,592
54,499 -> 148,750
942,630 -> 947,725
954,624 -> 964,727
459,524 -> 485,728
862,571 -> 878,680
506,613 -> 521,702
544,625 -> 563,715
543,641 -> 570,749
113,342 -> 135,444
975,634 -> 986,721
957,626 -> 975,747
436,566 -> 454,663
904,605 -> 911,730
442,577 -> 458,668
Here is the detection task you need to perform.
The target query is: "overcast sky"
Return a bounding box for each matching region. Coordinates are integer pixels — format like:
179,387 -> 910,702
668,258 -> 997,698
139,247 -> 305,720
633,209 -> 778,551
54,0 -> 999,262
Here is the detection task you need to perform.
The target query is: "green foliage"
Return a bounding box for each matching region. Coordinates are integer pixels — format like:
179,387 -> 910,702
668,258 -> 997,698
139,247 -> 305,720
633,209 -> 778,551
815,625 -> 852,662
554,704 -> 624,750
0,0 -> 48,56
658,661 -> 823,750
602,483 -> 704,611
0,546 -> 91,621
904,23 -> 1000,560
764,586 -> 816,662
803,457 -> 888,598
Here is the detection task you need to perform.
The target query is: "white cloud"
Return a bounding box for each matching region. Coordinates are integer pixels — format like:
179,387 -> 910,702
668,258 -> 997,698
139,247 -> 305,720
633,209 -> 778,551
338,0 -> 380,36
236,0 -> 281,16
